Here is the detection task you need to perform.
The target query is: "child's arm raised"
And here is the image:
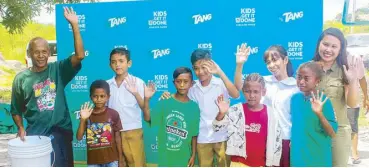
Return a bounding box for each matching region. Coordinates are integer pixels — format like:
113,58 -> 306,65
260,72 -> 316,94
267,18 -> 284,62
310,91 -> 336,138
76,102 -> 93,140
143,82 -> 156,122
202,60 -> 240,98
234,43 -> 251,91
213,95 -> 231,132
63,7 -> 86,68
124,76 -> 145,110
215,95 -> 230,121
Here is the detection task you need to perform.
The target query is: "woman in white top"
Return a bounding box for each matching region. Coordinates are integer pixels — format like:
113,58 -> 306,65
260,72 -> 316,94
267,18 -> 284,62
234,44 -> 299,167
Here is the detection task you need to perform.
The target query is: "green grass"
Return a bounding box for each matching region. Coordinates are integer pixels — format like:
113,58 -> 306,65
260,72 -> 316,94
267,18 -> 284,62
74,164 -> 87,167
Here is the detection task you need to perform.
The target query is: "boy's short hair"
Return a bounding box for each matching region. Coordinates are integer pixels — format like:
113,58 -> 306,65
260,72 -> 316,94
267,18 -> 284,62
109,47 -> 131,62
90,80 -> 110,96
190,49 -> 211,65
173,67 -> 193,80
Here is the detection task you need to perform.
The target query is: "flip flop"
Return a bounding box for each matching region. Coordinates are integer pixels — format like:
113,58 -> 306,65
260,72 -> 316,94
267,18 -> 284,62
352,158 -> 361,164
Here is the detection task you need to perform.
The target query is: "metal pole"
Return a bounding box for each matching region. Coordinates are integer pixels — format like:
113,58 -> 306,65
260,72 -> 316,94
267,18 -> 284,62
351,0 -> 357,33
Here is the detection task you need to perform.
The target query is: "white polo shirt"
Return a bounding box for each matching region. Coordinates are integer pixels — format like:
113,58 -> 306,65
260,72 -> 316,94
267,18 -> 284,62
261,75 -> 299,140
107,74 -> 145,131
188,76 -> 230,144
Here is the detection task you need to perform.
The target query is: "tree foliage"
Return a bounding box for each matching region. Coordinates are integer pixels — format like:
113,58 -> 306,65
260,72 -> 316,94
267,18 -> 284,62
0,0 -> 97,34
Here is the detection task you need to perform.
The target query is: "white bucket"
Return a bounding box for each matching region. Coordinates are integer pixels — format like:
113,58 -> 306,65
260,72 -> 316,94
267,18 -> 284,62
8,136 -> 53,167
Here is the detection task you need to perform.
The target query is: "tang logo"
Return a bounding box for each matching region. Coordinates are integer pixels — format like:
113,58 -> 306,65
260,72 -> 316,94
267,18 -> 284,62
152,48 -> 170,59
281,11 -> 303,22
109,17 -> 127,27
237,43 -> 258,55
192,14 -> 212,24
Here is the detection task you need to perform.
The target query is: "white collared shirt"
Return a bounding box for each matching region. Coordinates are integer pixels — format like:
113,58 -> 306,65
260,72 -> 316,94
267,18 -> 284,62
107,74 -> 145,131
188,76 -> 230,143
262,75 -> 299,140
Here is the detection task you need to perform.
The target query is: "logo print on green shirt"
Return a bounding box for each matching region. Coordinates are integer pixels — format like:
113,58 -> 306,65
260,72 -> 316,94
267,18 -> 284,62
33,78 -> 56,111
166,110 -> 188,151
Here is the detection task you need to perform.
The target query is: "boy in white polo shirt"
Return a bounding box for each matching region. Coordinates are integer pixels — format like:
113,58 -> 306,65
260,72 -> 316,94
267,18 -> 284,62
162,49 -> 240,166
106,48 -> 146,167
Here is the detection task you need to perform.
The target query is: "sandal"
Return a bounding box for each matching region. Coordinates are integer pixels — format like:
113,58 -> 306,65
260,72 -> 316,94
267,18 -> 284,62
352,158 -> 361,164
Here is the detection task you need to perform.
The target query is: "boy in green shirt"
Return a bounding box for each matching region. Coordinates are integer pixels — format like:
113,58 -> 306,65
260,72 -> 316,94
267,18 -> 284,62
143,67 -> 200,167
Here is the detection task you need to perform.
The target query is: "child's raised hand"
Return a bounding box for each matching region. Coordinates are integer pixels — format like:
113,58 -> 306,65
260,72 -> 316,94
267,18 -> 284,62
124,75 -> 138,94
236,43 -> 250,64
202,60 -> 222,75
80,102 -> 94,120
144,81 -> 156,98
310,90 -> 328,115
216,95 -> 230,114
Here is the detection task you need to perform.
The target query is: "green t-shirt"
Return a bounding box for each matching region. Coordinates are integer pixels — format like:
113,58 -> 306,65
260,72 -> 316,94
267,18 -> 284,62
151,97 -> 200,167
10,57 -> 81,135
290,92 -> 338,166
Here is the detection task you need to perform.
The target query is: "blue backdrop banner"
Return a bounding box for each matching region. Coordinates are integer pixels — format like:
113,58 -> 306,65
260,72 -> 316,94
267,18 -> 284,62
55,0 -> 322,165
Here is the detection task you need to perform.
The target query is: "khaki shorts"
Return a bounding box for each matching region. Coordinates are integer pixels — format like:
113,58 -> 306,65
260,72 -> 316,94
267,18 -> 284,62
197,141 -> 229,167
121,129 -> 146,167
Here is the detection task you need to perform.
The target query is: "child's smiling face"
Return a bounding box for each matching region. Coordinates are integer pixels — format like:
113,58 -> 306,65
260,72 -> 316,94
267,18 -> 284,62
297,67 -> 320,94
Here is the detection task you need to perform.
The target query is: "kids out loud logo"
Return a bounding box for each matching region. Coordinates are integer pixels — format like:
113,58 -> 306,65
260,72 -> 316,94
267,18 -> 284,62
152,48 -> 170,59
69,14 -> 86,31
109,17 -> 126,27
287,42 -> 303,60
235,8 -> 256,27
148,11 -> 167,29
280,11 -> 303,22
71,75 -> 88,92
192,14 -> 212,24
